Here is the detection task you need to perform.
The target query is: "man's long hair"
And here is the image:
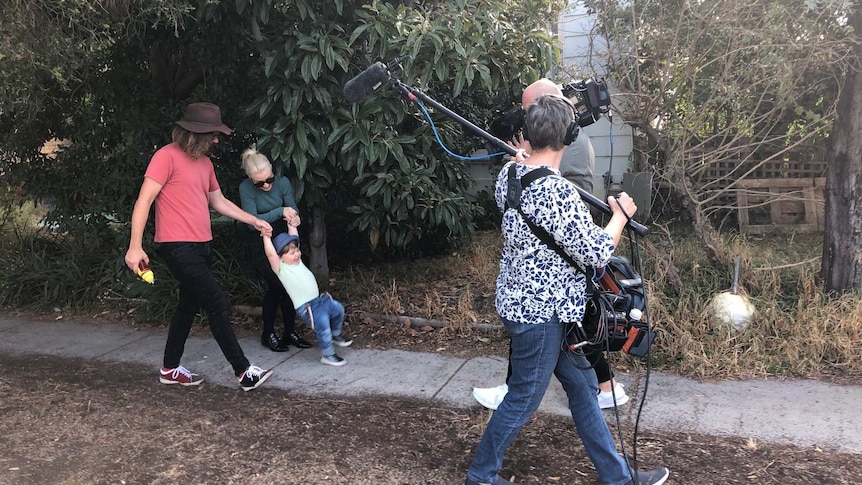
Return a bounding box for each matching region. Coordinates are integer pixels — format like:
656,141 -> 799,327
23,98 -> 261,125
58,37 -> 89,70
172,126 -> 216,159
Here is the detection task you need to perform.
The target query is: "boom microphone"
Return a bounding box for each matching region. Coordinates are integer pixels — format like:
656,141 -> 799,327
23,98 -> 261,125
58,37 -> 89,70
343,62 -> 392,103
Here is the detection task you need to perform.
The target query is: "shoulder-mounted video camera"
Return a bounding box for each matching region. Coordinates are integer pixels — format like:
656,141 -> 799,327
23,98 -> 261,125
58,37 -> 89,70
488,78 -> 611,142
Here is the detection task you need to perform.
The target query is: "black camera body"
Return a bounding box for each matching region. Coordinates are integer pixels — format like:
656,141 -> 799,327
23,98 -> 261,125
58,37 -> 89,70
561,77 -> 611,128
488,77 -> 611,143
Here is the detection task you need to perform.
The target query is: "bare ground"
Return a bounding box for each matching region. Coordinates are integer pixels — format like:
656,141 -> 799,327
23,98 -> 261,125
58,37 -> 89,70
2,349 -> 862,485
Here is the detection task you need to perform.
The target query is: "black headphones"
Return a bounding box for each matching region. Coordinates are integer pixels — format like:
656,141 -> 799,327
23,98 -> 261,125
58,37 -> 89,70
522,95 -> 580,146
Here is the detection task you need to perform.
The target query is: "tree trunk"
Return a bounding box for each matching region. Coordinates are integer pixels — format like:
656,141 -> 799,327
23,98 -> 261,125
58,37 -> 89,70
821,2 -> 862,292
308,205 -> 329,283
659,133 -> 728,266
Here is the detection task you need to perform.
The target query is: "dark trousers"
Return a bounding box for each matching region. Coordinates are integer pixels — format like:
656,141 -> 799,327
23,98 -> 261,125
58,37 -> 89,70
159,242 -> 249,376
257,257 -> 297,336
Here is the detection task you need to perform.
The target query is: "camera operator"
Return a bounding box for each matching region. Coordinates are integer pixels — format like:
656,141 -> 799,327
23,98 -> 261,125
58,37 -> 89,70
510,79 -> 595,191
462,94 -> 669,485
474,79 -> 628,410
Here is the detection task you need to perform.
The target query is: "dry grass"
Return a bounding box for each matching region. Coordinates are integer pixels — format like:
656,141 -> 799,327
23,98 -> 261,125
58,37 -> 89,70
371,279 -> 404,315
335,228 -> 862,382
637,231 -> 861,380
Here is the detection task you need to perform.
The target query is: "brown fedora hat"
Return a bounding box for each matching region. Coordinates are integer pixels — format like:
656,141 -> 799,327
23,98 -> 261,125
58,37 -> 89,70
175,102 -> 232,135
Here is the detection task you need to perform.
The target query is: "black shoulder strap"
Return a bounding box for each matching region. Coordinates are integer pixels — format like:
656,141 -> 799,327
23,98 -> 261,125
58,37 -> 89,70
504,165 -> 555,211
520,166 -> 554,189
505,165 -> 596,291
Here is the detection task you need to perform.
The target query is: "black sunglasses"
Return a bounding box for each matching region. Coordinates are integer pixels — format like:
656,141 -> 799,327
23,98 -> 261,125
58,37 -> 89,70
253,176 -> 276,188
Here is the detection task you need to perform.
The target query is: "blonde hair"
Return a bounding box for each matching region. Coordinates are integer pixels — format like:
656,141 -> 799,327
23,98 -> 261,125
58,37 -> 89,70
241,147 -> 272,177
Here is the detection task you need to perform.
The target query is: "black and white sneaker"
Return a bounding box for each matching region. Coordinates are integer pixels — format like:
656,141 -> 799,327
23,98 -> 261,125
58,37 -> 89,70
331,334 -> 353,347
237,365 -> 273,391
320,353 -> 347,367
627,467 -> 669,485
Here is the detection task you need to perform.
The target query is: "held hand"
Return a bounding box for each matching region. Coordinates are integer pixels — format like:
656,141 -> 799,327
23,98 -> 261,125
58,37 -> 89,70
253,219 -> 273,238
124,248 -> 148,272
609,192 -> 637,219
283,207 -> 301,227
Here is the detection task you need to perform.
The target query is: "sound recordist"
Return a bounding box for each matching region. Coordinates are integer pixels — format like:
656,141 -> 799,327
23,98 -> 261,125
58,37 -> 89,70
462,94 -> 669,485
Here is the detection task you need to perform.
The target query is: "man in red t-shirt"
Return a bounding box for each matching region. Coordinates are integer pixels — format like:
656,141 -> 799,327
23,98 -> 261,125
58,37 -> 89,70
125,102 -> 275,392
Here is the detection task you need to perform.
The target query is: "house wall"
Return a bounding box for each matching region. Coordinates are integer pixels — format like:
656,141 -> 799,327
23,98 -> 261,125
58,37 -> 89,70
558,2 -> 634,201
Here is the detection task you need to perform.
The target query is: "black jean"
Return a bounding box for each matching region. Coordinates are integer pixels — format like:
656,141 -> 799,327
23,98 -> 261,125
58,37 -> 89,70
159,242 -> 249,376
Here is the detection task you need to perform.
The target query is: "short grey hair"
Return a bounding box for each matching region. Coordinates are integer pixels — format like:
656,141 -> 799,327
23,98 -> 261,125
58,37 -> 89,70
524,95 -> 573,152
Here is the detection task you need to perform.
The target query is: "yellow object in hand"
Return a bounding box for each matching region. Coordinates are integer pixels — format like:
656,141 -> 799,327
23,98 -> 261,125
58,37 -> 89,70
136,265 -> 155,284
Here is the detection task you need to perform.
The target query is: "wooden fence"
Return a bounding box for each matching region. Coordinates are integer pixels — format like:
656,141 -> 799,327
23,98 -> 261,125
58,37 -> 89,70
700,160 -> 827,234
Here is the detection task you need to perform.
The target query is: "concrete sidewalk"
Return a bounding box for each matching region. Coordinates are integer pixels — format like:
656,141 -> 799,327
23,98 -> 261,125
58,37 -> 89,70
1,316 -> 859,454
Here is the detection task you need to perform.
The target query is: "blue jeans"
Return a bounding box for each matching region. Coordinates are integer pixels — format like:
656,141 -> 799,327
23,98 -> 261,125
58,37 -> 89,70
296,293 -> 344,357
159,242 -> 250,376
466,314 -> 632,485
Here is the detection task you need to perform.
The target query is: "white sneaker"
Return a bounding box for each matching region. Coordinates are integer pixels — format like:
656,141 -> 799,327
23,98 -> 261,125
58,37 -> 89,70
598,383 -> 629,409
472,384 -> 508,410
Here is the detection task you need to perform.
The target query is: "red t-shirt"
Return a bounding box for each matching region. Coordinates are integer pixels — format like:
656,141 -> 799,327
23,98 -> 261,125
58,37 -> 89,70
145,143 -> 220,243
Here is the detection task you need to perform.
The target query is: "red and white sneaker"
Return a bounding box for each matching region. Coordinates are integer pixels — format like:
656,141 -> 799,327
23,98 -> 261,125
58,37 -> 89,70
159,366 -> 203,386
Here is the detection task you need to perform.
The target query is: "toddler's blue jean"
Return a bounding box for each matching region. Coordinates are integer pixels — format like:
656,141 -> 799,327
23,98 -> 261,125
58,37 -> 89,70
297,293 -> 344,357
466,314 -> 632,485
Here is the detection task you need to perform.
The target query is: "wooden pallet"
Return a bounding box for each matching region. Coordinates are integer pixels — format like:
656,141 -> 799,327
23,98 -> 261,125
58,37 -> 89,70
736,177 -> 825,234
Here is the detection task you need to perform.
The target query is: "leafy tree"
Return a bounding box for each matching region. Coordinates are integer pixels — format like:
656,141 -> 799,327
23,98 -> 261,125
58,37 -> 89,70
2,0 -> 565,283
241,0 -> 564,278
0,0 -> 265,236
585,0 -> 854,265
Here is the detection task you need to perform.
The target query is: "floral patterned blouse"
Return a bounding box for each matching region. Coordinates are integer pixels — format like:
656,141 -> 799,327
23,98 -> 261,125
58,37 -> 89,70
494,161 -> 616,324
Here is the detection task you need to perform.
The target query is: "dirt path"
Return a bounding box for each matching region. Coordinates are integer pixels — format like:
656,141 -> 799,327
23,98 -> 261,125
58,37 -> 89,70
1,353 -> 861,485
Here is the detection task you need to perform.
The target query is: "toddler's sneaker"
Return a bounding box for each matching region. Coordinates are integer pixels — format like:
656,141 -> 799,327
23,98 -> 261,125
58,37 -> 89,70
320,353 -> 347,367
331,334 -> 353,347
238,365 -> 273,391
159,366 -> 203,386
598,383 -> 629,409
